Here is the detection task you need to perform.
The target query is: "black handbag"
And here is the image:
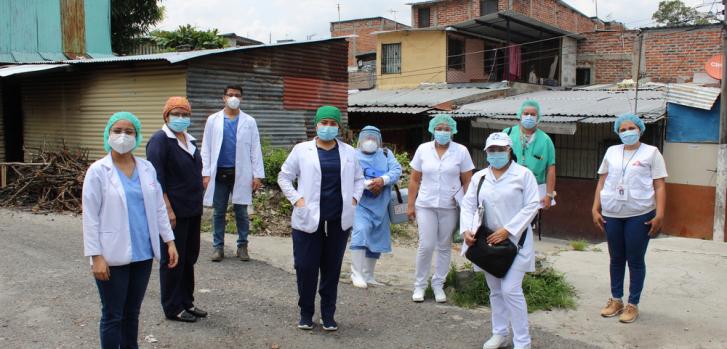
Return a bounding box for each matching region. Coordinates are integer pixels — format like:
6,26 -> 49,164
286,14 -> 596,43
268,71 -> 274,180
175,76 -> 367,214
216,167 -> 236,186
465,174 -> 527,278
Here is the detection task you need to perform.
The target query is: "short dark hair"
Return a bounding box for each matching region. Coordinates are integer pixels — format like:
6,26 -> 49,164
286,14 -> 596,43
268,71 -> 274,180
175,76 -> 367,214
224,85 -> 243,95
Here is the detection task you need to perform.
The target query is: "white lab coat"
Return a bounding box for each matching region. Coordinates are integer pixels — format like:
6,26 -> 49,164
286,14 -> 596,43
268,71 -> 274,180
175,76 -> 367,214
459,163 -> 540,273
201,110 -> 265,207
82,155 -> 175,266
277,139 -> 365,233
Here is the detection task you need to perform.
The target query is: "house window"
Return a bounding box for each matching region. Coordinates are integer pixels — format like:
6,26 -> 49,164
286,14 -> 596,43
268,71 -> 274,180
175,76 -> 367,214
480,0 -> 498,16
576,68 -> 591,85
381,43 -> 401,74
448,37 -> 465,71
418,7 -> 431,27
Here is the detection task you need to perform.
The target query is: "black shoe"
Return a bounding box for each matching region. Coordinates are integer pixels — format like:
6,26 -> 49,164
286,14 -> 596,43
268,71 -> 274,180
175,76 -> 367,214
187,306 -> 207,318
320,318 -> 338,331
297,318 -> 314,330
168,310 -> 197,323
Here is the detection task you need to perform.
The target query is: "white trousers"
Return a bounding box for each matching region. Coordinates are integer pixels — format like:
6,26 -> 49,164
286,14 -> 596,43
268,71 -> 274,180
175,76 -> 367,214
414,207 -> 458,289
485,269 -> 531,348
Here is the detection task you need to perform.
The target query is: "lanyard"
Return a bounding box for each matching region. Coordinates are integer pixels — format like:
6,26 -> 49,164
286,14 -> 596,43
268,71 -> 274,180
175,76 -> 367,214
620,144 -> 641,182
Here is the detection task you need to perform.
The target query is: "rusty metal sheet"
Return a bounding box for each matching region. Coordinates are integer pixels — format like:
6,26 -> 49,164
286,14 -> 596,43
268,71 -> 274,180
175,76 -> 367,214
60,0 -> 85,59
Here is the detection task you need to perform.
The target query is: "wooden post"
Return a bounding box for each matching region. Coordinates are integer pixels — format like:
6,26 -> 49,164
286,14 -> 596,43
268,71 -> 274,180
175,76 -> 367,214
1,165 -> 6,188
713,0 -> 727,243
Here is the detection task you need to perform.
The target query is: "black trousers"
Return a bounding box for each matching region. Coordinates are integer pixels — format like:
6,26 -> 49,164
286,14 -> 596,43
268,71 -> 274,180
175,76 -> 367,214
160,215 -> 201,318
292,219 -> 350,321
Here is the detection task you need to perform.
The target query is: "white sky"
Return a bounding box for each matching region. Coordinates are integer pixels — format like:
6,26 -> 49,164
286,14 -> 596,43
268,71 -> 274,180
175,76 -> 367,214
155,0 -> 722,43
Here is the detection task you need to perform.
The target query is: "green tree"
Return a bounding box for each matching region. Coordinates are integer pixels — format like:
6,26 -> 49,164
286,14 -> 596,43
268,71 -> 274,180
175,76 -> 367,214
150,25 -> 227,51
652,0 -> 717,26
111,0 -> 165,54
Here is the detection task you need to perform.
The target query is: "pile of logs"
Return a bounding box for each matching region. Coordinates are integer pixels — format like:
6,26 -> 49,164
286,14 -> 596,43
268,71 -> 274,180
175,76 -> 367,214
0,145 -> 89,213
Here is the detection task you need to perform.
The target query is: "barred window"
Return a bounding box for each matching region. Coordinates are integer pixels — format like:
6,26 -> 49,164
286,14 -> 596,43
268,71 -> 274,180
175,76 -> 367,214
418,7 -> 431,27
448,37 -> 465,71
480,0 -> 498,16
381,43 -> 401,74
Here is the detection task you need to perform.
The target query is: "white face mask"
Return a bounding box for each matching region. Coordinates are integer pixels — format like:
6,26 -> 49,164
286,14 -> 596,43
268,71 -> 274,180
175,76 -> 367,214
226,96 -> 241,109
361,140 -> 378,153
108,134 -> 136,154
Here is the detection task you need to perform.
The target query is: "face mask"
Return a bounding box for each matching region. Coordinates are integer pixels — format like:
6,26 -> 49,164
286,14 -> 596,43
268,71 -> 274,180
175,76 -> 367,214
521,115 -> 537,129
619,129 -> 640,145
361,140 -> 378,153
226,96 -> 240,110
487,151 -> 510,169
434,130 -> 451,145
317,126 -> 339,141
168,116 -> 191,133
109,133 -> 137,154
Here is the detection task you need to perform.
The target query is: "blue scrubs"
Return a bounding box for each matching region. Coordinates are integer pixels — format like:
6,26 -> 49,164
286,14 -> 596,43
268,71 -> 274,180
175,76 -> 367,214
217,115 -> 239,168
350,149 -> 402,258
115,167 -> 153,262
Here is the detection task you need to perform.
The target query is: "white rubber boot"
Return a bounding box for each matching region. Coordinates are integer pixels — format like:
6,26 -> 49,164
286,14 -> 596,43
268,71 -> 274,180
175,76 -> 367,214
350,250 -> 368,289
364,257 -> 384,286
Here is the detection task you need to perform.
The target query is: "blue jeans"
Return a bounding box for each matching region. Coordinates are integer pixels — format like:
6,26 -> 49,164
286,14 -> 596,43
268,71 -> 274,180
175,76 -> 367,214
604,210 -> 655,305
212,178 -> 249,248
95,259 -> 153,349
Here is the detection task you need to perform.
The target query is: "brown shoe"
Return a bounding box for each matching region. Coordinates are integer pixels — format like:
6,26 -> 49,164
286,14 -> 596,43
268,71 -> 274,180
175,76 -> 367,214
619,304 -> 639,323
237,245 -> 250,261
211,248 -> 224,262
600,298 -> 624,317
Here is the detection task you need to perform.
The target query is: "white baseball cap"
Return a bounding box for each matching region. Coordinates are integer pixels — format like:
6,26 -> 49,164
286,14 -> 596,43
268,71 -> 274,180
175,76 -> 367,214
485,132 -> 513,150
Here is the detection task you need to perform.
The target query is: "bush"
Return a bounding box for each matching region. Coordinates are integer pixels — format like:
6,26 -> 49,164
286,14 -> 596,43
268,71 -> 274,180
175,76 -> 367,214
569,239 -> 589,251
444,259 -> 577,312
261,140 -> 290,189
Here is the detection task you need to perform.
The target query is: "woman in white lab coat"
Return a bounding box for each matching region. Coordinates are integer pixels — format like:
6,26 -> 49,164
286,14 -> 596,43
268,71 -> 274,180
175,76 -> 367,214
592,113 -> 667,324
460,132 -> 540,349
407,114 -> 474,303
82,112 -> 178,349
277,106 -> 365,331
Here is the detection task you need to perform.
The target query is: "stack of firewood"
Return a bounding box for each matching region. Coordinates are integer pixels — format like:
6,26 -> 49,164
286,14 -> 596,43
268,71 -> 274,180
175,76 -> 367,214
0,145 -> 89,213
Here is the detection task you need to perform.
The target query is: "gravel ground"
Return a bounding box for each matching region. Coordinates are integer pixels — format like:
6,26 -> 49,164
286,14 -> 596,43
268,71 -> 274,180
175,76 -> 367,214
0,209 -> 599,349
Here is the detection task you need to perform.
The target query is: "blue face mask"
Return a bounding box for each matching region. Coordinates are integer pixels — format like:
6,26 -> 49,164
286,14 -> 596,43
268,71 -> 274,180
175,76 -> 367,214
487,151 -> 510,169
619,129 -> 640,145
317,126 -> 339,141
521,115 -> 537,129
434,130 -> 451,145
167,116 -> 191,133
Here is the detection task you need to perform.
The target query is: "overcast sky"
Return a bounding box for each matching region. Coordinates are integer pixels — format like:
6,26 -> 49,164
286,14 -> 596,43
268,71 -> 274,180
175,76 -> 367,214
155,0 -> 722,43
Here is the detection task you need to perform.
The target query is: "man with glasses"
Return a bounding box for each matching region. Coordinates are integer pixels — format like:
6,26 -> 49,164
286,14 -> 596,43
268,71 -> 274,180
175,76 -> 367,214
201,85 -> 265,262
504,100 -> 556,239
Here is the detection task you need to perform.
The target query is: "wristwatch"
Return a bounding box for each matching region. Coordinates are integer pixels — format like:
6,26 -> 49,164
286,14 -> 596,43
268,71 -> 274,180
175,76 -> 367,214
546,191 -> 557,199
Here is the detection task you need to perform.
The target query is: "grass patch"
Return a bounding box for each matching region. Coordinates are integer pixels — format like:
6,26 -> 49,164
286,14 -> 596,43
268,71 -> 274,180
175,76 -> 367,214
444,259 -> 576,312
569,239 -> 589,251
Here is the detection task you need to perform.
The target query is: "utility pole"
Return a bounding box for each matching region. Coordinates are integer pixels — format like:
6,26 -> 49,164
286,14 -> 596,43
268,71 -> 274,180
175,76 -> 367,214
713,0 -> 727,242
634,32 -> 643,113
337,3 -> 341,22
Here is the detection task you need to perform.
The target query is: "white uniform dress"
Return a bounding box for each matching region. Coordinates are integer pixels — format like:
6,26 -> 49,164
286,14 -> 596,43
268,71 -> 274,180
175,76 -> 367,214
459,163 -> 540,349
410,141 -> 475,290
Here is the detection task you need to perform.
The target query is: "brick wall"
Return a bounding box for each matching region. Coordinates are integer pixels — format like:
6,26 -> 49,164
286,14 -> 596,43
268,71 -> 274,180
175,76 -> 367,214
643,25 -> 722,83
411,0 -> 602,34
331,17 -> 408,67
577,25 -> 722,84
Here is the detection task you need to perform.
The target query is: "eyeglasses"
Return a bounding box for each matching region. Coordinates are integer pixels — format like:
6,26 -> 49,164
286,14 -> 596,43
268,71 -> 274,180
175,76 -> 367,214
225,93 -> 242,98
110,127 -> 135,135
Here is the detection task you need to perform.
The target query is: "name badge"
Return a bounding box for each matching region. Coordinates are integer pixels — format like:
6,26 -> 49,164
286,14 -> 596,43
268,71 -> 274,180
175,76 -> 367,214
616,184 -> 629,201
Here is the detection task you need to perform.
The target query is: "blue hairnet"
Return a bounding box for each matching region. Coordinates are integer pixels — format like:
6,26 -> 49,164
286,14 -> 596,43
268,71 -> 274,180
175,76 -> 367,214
613,113 -> 645,134
428,114 -> 458,135
358,125 -> 382,146
517,100 -> 541,121
104,111 -> 143,152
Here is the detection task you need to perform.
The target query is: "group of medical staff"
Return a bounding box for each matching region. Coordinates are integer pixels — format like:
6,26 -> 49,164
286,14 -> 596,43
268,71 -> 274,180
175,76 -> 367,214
82,86 -> 666,349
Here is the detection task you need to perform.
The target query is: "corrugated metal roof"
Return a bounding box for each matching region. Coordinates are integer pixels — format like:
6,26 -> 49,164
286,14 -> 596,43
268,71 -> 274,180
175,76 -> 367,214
0,64 -> 69,77
667,83 -> 720,110
28,38 -> 346,65
349,82 -> 508,108
349,106 -> 431,114
453,90 -> 666,118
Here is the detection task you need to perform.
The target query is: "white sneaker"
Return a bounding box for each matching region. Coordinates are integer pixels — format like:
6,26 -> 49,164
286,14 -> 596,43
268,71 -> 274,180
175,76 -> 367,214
433,287 -> 446,303
482,334 -> 508,349
350,250 -> 368,289
412,288 -> 425,302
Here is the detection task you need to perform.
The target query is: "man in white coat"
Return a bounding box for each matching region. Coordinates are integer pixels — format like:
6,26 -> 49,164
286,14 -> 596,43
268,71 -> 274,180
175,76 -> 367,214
201,85 -> 265,262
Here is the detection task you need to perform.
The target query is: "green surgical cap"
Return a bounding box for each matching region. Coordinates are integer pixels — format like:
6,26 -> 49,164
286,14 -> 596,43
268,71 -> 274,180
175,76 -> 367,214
315,105 -> 342,125
104,111 -> 143,153
517,100 -> 541,121
613,113 -> 645,134
428,114 -> 458,134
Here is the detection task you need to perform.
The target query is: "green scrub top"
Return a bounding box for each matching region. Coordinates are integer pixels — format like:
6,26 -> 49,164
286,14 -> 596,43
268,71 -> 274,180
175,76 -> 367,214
504,125 -> 555,185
